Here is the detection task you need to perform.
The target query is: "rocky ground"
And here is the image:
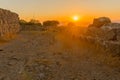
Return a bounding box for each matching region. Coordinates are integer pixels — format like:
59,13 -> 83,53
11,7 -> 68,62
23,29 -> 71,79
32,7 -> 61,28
0,28 -> 120,80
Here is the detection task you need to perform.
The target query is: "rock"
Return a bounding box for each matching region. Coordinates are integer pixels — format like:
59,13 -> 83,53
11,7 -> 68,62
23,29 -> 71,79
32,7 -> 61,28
101,23 -> 120,41
89,17 -> 111,28
0,74 -> 5,80
24,59 -> 53,80
101,23 -> 120,30
117,28 -> 120,41
86,23 -> 120,41
0,8 -> 20,39
86,27 -> 115,41
84,18 -> 120,55
0,49 -> 3,51
106,41 -> 120,55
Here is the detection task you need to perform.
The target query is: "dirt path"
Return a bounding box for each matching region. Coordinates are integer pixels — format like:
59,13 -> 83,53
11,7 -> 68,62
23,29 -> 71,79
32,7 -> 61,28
0,30 -> 120,80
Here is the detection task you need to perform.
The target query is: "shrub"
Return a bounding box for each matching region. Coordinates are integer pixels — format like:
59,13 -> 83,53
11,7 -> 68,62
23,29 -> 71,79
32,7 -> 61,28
43,20 -> 59,27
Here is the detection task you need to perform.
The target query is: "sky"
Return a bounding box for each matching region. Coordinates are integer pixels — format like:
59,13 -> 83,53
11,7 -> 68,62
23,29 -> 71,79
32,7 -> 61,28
0,0 -> 120,24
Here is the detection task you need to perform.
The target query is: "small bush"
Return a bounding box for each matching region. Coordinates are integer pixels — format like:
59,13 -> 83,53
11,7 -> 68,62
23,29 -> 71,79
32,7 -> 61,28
43,20 -> 59,27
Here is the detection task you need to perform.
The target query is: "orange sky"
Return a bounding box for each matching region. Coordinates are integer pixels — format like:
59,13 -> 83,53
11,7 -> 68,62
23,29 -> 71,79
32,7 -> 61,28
0,0 -> 120,26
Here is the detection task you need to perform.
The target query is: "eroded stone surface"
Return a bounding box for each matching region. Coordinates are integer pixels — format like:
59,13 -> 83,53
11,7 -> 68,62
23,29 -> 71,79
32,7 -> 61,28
0,8 -> 20,38
88,17 -> 111,28
83,17 -> 120,55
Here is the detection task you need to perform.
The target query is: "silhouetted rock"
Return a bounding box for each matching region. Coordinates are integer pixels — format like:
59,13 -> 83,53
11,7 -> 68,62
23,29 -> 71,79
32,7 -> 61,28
89,17 -> 111,28
0,8 -> 20,39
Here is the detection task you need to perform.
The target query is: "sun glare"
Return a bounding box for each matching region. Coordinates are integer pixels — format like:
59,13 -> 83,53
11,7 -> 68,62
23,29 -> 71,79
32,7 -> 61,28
72,15 -> 79,21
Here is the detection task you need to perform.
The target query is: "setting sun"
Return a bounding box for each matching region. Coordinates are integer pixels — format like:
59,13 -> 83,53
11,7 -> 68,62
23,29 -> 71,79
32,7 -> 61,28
72,15 -> 80,21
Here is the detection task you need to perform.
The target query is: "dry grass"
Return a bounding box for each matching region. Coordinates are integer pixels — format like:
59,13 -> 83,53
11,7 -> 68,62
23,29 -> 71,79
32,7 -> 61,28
0,33 -> 17,40
54,26 -> 120,69
82,40 -> 120,68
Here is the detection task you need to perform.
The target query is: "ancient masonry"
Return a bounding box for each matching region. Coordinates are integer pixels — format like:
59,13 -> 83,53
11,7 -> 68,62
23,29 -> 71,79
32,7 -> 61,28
80,17 -> 120,55
0,8 -> 20,37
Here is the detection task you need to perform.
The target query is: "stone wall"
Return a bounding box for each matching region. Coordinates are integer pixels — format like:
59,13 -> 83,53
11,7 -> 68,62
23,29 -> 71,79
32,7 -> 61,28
0,8 -> 20,39
80,17 -> 120,55
88,17 -> 111,28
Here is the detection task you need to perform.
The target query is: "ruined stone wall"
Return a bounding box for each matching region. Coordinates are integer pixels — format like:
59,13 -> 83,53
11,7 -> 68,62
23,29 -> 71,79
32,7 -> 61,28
80,17 -> 120,55
0,8 -> 20,38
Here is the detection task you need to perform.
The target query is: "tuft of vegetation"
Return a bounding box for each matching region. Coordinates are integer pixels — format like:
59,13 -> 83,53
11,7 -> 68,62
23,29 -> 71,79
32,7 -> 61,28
20,19 -> 42,26
43,20 -> 59,27
20,19 -> 60,31
20,19 -> 43,31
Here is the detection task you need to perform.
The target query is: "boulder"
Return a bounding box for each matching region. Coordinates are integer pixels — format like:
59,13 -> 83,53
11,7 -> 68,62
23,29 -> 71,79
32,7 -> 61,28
86,22 -> 120,41
86,27 -> 115,41
101,23 -> 120,30
0,8 -> 20,39
101,23 -> 120,41
106,41 -> 120,55
117,29 -> 120,41
85,20 -> 120,55
89,17 -> 111,28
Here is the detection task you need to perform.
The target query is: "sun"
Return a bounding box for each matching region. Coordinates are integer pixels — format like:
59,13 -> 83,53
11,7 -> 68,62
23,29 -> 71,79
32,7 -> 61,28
72,15 -> 79,21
